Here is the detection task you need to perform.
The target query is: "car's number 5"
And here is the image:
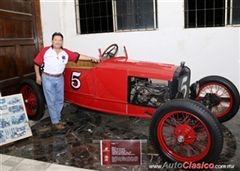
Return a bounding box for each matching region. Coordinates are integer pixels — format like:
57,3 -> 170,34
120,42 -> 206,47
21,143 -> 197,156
71,72 -> 81,90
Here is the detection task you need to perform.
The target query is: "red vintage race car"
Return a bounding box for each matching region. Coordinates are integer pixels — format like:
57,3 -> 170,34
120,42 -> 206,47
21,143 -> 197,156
19,44 -> 240,163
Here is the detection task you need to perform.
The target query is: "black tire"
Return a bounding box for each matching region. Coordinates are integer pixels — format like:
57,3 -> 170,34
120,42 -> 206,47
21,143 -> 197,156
18,79 -> 45,121
149,99 -> 223,163
191,75 -> 240,122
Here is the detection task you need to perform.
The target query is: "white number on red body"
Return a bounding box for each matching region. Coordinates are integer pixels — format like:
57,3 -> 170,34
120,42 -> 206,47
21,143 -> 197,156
71,72 -> 81,90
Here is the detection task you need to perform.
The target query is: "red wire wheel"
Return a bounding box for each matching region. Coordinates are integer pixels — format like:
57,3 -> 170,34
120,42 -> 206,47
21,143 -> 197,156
19,79 -> 45,121
192,76 -> 240,122
157,111 -> 211,162
149,99 -> 223,163
20,84 -> 38,117
196,83 -> 232,118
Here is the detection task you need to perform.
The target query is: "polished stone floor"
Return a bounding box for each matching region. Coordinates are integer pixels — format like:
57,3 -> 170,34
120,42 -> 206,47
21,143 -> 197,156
1,103 -> 240,171
0,154 -> 94,171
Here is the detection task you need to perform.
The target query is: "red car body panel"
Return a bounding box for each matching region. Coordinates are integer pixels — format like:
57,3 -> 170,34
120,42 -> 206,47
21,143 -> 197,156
64,53 -> 178,118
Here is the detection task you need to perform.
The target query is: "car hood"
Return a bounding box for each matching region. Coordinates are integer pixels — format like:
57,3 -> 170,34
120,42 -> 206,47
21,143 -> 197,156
97,58 -> 178,81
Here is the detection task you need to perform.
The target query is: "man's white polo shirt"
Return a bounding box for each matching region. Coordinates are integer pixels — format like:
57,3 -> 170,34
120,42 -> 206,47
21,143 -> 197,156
34,46 -> 80,75
43,47 -> 68,74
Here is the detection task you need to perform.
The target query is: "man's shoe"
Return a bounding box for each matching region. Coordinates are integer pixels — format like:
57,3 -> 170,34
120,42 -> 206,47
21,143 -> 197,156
52,123 -> 65,130
59,120 -> 67,126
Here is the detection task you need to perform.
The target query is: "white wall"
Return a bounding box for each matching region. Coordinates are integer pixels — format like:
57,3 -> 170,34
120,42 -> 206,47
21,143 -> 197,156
40,0 -> 240,87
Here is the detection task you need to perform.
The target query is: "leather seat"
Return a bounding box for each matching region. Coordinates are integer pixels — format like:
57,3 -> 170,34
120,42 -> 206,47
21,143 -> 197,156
66,60 -> 97,69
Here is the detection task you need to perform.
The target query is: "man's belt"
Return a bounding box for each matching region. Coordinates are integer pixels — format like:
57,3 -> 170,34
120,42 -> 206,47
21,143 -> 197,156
42,72 -> 63,77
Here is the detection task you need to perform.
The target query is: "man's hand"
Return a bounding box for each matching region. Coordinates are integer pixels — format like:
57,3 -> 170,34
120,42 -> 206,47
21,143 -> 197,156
79,54 -> 99,63
91,57 -> 99,63
36,75 -> 42,85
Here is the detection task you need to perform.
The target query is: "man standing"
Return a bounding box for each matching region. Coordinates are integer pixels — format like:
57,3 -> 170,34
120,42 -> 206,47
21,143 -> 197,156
34,32 -> 97,130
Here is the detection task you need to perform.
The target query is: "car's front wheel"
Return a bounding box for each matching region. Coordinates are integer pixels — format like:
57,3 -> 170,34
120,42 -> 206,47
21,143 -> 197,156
191,76 -> 240,122
149,99 -> 223,163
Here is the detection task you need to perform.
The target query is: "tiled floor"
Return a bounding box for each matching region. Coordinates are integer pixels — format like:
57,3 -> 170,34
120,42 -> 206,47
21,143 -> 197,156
0,154 -> 95,171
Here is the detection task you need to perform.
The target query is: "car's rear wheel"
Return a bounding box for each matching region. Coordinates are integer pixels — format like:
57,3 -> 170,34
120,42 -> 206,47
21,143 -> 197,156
19,79 -> 45,121
191,76 -> 240,122
149,99 -> 223,163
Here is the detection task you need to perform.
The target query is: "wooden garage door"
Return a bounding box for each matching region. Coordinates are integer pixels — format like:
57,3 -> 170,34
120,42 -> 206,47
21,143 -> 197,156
0,0 -> 43,95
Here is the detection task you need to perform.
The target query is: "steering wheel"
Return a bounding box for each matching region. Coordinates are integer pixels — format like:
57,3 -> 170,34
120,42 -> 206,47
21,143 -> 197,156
102,44 -> 118,60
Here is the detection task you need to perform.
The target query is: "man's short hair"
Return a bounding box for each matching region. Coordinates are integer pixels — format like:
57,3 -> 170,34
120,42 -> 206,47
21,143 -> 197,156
52,32 -> 64,40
